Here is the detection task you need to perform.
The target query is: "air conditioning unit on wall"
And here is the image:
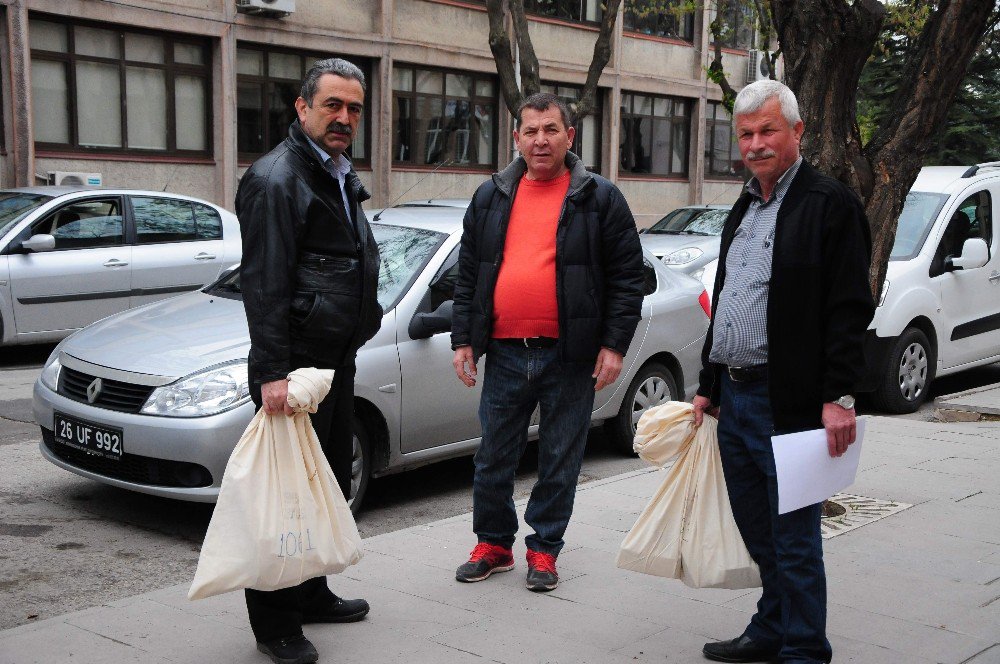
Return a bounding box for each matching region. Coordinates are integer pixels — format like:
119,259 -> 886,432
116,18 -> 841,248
236,0 -> 295,17
746,50 -> 772,84
48,171 -> 102,186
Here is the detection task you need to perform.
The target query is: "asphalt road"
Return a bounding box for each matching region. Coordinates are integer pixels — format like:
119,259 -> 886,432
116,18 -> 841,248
1,342 -> 997,631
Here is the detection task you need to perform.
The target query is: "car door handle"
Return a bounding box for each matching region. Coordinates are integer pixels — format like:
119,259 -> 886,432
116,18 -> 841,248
103,259 -> 129,268
194,252 -> 216,260
989,271 -> 1000,284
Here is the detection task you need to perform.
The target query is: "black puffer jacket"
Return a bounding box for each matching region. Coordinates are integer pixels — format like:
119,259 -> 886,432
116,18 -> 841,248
237,121 -> 382,384
451,152 -> 644,363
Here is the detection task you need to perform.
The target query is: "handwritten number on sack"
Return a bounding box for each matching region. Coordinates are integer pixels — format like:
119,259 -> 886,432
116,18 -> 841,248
277,529 -> 317,558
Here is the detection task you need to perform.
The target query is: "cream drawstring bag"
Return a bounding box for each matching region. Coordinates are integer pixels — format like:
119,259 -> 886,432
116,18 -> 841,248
616,401 -> 760,589
188,368 -> 362,600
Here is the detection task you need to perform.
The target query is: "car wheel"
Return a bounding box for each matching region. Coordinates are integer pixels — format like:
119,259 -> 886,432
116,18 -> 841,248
347,414 -> 372,514
606,362 -> 677,455
871,327 -> 934,414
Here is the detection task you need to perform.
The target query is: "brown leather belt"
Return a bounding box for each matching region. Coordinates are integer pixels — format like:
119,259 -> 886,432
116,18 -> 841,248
726,364 -> 768,382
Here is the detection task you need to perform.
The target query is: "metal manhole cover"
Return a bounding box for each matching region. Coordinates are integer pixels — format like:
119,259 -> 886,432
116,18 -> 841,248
820,493 -> 913,539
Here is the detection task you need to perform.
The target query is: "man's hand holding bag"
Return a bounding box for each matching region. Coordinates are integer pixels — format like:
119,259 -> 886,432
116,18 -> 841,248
188,368 -> 362,600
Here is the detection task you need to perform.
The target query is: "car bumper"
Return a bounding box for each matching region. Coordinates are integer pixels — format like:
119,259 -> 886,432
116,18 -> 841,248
33,380 -> 255,502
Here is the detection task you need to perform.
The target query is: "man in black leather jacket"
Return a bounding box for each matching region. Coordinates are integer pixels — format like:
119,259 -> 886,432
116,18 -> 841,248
236,58 -> 381,664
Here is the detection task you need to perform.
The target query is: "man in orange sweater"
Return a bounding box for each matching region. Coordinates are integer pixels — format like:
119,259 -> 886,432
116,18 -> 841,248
451,93 -> 644,591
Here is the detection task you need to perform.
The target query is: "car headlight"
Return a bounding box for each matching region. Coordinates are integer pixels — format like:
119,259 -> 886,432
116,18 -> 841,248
40,352 -> 63,392
878,279 -> 890,307
662,247 -> 704,265
140,361 -> 250,417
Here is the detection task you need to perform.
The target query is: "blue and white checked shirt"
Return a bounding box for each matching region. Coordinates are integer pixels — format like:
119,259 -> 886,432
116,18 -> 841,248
709,156 -> 803,368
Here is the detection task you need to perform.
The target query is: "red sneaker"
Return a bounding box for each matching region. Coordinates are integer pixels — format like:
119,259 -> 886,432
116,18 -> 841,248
455,542 -> 515,583
525,549 -> 558,591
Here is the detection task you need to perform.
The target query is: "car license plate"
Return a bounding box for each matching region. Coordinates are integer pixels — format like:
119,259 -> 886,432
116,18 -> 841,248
53,413 -> 124,461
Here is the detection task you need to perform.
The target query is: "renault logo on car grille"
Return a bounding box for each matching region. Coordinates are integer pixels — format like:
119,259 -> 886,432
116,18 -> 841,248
86,378 -> 103,404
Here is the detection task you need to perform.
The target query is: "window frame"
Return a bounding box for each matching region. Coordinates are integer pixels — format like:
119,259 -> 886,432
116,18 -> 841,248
619,92 -> 692,178
28,196 -> 126,252
538,82 -> 604,173
29,14 -> 212,157
392,63 -> 499,171
623,0 -> 695,42
235,44 -> 371,167
522,0 -> 604,24
129,195 -> 223,245
704,101 -> 746,180
711,0 -> 756,50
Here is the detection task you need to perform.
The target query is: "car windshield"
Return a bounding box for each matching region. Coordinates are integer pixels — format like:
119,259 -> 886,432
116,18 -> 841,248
0,193 -> 53,238
205,223 -> 447,311
891,191 -> 950,260
646,208 -> 729,236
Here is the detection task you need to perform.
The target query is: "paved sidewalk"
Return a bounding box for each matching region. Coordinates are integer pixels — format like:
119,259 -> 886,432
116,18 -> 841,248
2,414 -> 999,663
937,381 -> 1000,417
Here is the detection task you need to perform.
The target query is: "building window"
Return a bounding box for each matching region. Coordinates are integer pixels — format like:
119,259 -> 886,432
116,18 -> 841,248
523,0 -> 603,22
538,83 -> 602,172
712,0 -> 755,50
392,65 -> 497,169
236,46 -> 369,164
705,102 -> 745,179
619,92 -> 690,177
623,0 -> 695,41
29,17 -> 210,155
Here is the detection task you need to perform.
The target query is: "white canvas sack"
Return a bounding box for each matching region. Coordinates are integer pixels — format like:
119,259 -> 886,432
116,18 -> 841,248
616,401 -> 760,589
188,367 -> 362,600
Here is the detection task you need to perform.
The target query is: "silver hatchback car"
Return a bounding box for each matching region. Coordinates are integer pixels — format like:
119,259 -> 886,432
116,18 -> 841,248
0,187 -> 241,346
639,205 -> 731,280
34,206 -> 710,510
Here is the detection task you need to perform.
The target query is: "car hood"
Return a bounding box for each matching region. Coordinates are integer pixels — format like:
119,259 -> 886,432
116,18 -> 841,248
62,292 -> 250,379
640,233 -> 721,256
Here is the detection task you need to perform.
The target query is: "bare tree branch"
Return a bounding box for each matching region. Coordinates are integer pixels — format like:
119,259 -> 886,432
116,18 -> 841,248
485,0 -> 523,117
575,0 -> 624,121
509,0 -> 541,98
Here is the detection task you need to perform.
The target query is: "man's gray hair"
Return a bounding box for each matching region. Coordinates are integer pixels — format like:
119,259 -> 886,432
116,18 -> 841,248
732,80 -> 801,127
300,58 -> 366,105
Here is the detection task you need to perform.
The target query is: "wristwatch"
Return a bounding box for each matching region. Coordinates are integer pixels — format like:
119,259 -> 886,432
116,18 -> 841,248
832,395 -> 856,410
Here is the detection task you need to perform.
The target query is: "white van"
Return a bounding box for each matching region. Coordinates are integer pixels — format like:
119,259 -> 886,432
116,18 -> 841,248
861,162 -> 1000,412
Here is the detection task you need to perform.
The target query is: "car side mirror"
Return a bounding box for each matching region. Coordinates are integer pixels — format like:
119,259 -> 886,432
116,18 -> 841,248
948,237 -> 989,271
408,300 -> 453,340
21,234 -> 56,253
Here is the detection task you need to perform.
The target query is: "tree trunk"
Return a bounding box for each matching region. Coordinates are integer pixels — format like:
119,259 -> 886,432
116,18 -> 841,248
770,0 -> 993,298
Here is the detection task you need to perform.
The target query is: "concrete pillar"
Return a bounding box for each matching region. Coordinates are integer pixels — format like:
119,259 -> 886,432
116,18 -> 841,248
605,1 -> 624,181
372,0 -> 393,207
688,0 -> 714,205
216,21 -> 238,208
6,0 -> 33,187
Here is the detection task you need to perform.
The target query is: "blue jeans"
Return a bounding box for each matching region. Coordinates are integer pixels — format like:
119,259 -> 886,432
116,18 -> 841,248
473,340 -> 596,556
717,373 -> 832,664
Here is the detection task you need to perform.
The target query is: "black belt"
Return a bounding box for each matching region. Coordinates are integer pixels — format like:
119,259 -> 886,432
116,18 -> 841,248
497,337 -> 558,349
726,364 -> 768,382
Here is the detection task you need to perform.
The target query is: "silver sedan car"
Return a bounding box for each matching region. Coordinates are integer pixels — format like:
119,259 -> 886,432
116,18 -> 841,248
0,187 -> 241,346
639,205 -> 731,280
33,206 -> 710,510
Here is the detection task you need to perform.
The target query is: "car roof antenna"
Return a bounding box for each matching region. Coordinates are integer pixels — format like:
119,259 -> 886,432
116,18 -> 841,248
373,159 -> 454,221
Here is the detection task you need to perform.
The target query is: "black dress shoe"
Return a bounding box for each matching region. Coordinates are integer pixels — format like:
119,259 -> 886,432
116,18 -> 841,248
302,594 -> 370,623
702,635 -> 779,662
256,634 -> 318,664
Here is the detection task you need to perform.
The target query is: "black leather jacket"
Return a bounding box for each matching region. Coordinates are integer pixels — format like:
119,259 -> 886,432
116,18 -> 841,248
451,152 -> 644,363
237,121 -> 382,384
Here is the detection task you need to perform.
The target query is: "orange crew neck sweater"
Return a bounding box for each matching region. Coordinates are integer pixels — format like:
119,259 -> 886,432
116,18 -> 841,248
491,171 -> 570,339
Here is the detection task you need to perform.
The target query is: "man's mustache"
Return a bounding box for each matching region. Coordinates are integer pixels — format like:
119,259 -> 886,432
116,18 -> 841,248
327,123 -> 353,135
746,148 -> 776,161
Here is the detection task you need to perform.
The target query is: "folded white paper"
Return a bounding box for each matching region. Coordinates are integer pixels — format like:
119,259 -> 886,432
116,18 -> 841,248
772,419 -> 865,515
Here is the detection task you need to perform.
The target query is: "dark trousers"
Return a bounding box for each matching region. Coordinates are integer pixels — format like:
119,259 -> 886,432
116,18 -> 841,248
473,340 -> 596,556
716,373 -> 832,664
244,356 -> 356,643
